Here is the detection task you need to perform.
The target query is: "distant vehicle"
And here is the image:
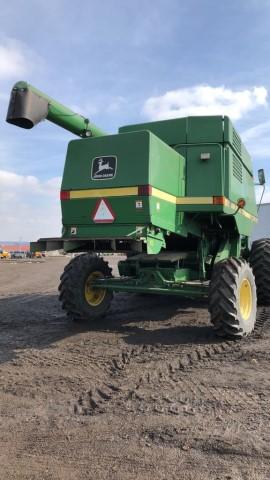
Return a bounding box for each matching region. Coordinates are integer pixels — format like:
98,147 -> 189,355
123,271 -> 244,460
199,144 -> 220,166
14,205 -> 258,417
34,251 -> 42,258
10,251 -> 25,259
0,250 -> 11,259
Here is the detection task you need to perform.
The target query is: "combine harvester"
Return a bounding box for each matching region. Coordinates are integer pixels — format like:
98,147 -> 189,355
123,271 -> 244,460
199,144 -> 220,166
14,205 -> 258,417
6,82 -> 270,338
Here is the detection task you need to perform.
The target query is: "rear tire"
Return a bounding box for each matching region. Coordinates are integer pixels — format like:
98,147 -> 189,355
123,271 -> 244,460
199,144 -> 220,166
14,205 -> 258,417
249,238 -> 270,305
209,258 -> 257,339
59,253 -> 113,321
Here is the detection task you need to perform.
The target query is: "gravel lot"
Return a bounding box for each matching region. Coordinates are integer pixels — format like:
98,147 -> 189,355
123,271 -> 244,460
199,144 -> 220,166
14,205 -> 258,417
0,256 -> 270,479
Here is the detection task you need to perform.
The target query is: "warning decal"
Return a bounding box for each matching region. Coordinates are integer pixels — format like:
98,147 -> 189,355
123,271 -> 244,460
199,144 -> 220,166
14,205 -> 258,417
92,198 -> 116,223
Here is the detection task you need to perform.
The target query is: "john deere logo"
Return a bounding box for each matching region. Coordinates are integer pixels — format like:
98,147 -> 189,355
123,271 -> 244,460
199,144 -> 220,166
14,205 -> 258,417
91,156 -> 117,180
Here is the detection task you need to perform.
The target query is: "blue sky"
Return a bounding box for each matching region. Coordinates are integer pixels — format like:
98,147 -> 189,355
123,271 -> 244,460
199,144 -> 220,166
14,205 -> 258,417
0,0 -> 270,240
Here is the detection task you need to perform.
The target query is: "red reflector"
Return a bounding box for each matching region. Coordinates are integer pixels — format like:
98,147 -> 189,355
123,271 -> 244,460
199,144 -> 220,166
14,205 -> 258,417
138,185 -> 152,196
213,196 -> 225,205
60,190 -> 70,200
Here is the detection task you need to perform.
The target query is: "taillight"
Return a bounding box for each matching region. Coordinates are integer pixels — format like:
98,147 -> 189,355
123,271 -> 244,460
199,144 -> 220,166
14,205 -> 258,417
213,196 -> 225,205
60,190 -> 70,200
237,198 -> 246,208
138,185 -> 152,196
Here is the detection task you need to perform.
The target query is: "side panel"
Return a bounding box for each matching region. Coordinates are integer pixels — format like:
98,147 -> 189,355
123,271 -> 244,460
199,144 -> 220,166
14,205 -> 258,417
225,147 -> 257,216
149,197 -> 178,232
185,144 -> 223,197
149,133 -> 185,197
223,116 -> 253,175
224,146 -> 257,236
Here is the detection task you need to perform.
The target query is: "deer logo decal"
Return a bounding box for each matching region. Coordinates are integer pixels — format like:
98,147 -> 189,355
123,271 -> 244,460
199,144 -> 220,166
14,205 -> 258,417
92,156 -> 117,180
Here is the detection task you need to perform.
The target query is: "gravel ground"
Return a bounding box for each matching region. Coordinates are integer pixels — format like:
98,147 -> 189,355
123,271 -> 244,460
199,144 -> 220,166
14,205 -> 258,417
0,256 -> 270,480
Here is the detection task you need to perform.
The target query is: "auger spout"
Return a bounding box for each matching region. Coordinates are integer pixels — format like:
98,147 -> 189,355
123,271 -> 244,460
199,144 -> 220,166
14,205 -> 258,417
6,81 -> 106,138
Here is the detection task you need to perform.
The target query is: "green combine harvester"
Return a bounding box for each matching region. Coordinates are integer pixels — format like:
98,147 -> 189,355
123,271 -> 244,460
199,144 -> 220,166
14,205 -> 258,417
6,81 -> 270,338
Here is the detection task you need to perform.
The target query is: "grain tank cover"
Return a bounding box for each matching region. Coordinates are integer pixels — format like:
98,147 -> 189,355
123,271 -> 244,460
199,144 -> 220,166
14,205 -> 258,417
61,130 -> 185,236
119,116 -> 225,146
119,115 -> 254,176
6,85 -> 48,129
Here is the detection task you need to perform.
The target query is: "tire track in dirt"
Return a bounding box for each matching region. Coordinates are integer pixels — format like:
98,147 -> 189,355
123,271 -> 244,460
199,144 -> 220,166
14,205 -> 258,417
142,424 -> 270,460
73,306 -> 270,416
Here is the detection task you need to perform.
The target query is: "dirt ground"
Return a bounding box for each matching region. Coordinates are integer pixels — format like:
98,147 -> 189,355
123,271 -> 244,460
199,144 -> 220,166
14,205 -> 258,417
0,256 -> 270,480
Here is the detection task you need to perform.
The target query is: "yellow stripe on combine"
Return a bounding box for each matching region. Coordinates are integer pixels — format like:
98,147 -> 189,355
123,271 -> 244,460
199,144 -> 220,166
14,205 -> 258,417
176,196 -> 213,205
151,189 -> 213,205
237,208 -> 258,222
70,186 -> 138,199
151,187 -> 177,204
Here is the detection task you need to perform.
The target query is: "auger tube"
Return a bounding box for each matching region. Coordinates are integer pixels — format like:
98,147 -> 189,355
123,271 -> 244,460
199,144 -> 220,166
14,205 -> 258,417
6,81 -> 106,138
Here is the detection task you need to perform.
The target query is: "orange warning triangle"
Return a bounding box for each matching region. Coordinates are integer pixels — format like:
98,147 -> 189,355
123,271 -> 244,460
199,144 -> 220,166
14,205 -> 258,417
92,198 -> 116,223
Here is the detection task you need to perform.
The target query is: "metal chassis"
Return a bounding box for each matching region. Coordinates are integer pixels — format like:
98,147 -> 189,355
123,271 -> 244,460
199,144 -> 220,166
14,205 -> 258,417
92,276 -> 209,298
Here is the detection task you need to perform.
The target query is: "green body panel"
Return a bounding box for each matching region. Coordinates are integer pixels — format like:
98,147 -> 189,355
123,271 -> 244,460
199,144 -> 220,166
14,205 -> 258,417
119,117 -> 187,146
62,197 -> 149,228
186,116 -> 224,143
176,144 -> 224,196
62,131 -> 183,193
62,131 -> 184,239
62,196 -> 178,234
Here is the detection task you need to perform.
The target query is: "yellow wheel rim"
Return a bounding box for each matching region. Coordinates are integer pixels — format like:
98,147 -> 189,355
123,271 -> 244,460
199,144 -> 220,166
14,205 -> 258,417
239,278 -> 252,320
84,271 -> 106,307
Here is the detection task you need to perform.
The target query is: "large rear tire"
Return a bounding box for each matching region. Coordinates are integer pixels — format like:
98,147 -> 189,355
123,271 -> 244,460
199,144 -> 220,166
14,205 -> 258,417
59,253 -> 113,321
209,258 -> 257,339
249,238 -> 270,305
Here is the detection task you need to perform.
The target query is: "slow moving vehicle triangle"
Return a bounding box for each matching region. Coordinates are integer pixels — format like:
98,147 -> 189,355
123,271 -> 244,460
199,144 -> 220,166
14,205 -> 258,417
92,198 -> 115,223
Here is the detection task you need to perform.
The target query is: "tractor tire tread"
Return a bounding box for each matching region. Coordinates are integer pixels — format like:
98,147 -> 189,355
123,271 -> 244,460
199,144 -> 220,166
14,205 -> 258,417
250,238 -> 270,305
59,253 -> 112,321
209,257 -> 256,338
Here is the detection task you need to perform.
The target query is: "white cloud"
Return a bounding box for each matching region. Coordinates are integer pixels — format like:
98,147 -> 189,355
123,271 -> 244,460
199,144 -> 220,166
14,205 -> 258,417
69,95 -> 128,120
106,96 -> 127,114
0,170 -> 61,241
0,170 -> 60,196
241,121 -> 270,158
143,85 -> 268,121
0,37 -> 43,80
242,121 -> 270,143
69,103 -> 98,117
